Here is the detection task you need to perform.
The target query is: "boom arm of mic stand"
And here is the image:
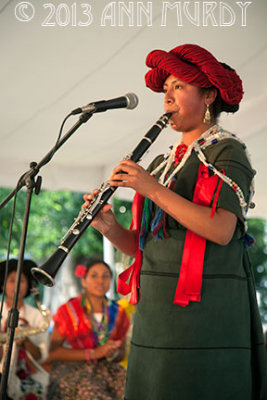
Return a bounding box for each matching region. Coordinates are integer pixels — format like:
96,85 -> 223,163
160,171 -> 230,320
0,112 -> 93,209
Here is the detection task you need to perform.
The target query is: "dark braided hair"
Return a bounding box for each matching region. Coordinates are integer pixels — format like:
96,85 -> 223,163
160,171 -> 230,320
200,63 -> 239,121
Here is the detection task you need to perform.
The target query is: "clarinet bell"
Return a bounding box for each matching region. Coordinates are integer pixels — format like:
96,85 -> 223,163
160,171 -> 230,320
31,248 -> 67,286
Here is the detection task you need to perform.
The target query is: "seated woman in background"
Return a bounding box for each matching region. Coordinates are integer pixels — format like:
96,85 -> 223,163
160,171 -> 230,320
47,258 -> 130,400
0,259 -> 49,400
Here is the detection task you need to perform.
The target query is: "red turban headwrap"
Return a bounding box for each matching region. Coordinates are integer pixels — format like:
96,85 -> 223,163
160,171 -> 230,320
145,44 -> 243,105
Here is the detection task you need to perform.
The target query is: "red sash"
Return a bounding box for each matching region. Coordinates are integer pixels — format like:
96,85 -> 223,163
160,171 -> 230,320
174,164 -> 223,306
117,163 -> 223,306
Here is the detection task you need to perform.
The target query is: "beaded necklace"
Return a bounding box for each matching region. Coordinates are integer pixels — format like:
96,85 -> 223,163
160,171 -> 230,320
150,124 -> 255,230
82,295 -> 109,346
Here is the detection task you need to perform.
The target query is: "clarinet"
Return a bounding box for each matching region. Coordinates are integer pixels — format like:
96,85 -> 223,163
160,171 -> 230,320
31,112 -> 172,286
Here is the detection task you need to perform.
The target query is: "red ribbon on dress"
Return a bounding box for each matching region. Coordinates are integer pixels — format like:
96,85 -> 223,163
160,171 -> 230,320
174,164 -> 223,306
117,163 -> 224,306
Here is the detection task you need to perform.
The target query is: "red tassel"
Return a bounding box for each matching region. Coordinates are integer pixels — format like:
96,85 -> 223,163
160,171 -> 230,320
117,193 -> 144,304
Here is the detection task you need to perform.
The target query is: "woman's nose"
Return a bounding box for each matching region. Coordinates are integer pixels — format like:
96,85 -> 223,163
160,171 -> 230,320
164,90 -> 174,105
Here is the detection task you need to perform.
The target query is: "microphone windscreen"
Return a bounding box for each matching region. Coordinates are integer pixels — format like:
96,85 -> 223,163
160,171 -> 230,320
125,93 -> 139,110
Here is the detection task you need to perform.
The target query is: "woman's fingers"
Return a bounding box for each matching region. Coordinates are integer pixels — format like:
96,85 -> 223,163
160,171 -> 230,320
82,190 -> 100,209
101,340 -> 122,358
107,339 -> 122,349
111,160 -> 139,176
109,161 -> 142,185
102,204 -> 113,213
83,189 -> 99,201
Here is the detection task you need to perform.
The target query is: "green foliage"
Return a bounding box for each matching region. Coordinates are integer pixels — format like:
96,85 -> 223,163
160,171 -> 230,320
112,197 -> 133,263
0,187 -> 103,262
247,218 -> 267,323
113,197 -> 132,229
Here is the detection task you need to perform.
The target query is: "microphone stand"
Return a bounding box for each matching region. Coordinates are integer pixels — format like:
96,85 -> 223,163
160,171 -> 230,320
0,112 -> 92,399
0,112 -> 93,210
0,173 -> 40,400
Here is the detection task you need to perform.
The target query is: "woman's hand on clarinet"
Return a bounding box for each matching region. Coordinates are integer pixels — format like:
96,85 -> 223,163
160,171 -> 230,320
82,190 -> 116,235
82,187 -> 137,255
108,160 -> 157,198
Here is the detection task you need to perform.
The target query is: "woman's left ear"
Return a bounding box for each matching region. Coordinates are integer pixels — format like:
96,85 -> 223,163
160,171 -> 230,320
205,88 -> 217,105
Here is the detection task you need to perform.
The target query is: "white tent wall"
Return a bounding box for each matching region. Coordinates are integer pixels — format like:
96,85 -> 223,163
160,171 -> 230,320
0,0 -> 266,220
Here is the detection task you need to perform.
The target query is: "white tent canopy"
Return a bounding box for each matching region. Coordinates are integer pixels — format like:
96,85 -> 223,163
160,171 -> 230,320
1,0 -> 267,218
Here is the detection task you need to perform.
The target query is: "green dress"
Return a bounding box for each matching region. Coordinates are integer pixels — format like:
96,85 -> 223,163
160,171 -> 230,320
124,136 -> 267,400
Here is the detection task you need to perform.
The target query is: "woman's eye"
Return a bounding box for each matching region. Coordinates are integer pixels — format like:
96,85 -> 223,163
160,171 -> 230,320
175,84 -> 182,89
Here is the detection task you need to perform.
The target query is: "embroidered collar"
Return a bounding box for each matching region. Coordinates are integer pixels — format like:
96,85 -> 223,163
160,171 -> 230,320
152,125 -> 218,185
150,125 -> 255,229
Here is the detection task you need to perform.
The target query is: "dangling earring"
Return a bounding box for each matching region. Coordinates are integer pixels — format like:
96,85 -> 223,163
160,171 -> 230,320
203,104 -> 211,124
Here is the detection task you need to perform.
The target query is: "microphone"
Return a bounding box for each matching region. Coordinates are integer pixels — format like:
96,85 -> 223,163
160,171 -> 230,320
71,92 -> 138,115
